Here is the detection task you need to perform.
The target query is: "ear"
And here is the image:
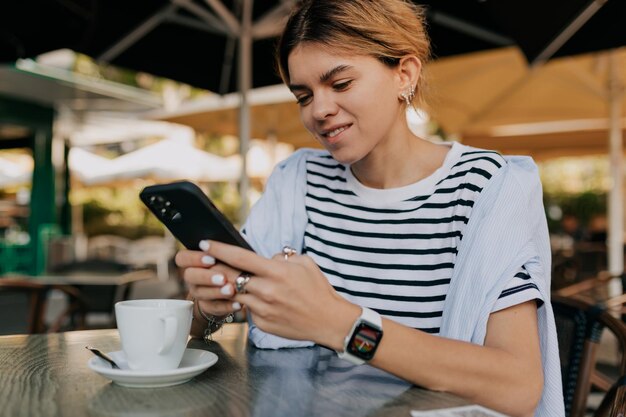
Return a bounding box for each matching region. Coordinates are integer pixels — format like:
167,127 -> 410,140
396,55 -> 422,93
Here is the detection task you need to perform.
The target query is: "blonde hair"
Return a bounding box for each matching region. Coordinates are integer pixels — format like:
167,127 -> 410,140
276,0 -> 431,108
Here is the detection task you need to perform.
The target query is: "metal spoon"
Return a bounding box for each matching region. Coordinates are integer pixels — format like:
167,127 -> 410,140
85,346 -> 121,369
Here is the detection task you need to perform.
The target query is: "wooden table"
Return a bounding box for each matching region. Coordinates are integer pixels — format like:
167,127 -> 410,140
1,269 -> 158,333
7,269 -> 157,286
0,324 -> 478,417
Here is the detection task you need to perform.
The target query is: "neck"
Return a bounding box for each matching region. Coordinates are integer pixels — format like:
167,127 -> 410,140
350,131 -> 448,189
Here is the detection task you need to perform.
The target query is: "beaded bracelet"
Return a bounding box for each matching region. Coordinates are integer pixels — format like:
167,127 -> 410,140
193,298 -> 234,343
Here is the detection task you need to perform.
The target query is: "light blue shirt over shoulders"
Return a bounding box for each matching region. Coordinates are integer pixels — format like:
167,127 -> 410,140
241,146 -> 564,417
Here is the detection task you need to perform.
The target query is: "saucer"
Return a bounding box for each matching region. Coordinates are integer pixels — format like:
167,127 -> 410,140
88,348 -> 218,388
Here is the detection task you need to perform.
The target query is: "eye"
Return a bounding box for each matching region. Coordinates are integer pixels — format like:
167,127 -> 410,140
333,80 -> 353,91
296,94 -> 312,106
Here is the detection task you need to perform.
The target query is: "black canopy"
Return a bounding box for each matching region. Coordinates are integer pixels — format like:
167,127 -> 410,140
1,0 -> 623,94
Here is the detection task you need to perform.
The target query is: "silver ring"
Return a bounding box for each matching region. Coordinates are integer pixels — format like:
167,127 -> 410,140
235,273 -> 251,294
282,246 -> 297,260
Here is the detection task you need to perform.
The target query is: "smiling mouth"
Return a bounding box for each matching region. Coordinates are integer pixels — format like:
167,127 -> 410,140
322,124 -> 351,139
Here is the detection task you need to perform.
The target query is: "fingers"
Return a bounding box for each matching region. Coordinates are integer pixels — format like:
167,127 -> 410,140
185,262 -> 244,301
201,240 -> 278,277
271,253 -> 284,262
175,249 -> 216,268
271,251 -> 307,264
184,263 -> 238,285
197,298 -> 242,318
188,277 -> 235,299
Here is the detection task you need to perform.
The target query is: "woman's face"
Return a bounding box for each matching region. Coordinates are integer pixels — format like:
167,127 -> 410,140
287,43 -> 405,165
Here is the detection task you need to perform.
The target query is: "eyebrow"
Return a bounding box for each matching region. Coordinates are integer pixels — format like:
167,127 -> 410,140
288,64 -> 353,92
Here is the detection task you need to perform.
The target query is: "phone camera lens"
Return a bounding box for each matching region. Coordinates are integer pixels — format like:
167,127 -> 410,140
150,195 -> 165,210
170,210 -> 182,222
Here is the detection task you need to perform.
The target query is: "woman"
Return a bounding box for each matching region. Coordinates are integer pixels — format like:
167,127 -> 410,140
176,1 -> 563,416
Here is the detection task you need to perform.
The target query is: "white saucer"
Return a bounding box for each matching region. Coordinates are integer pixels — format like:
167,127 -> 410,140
88,348 -> 218,388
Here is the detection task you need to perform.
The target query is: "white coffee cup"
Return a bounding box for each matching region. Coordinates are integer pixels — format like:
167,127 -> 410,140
115,299 -> 193,371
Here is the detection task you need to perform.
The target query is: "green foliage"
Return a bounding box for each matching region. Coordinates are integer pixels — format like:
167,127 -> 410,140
77,186 -> 163,239
75,181 -> 243,239
206,182 -> 241,225
544,191 -> 606,233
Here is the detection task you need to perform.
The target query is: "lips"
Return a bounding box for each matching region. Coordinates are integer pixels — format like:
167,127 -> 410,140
320,123 -> 352,142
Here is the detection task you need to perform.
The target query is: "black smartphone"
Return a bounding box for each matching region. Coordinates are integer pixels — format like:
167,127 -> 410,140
139,181 -> 253,252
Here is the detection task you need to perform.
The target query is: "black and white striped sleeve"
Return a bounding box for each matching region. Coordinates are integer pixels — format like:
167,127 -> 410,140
492,266 -> 544,312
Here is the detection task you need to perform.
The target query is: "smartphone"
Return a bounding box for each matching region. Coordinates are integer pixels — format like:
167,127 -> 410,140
139,181 -> 253,252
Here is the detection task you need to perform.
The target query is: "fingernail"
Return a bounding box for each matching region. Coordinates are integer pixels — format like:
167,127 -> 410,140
220,285 -> 233,295
232,302 -> 242,311
199,240 -> 210,251
211,274 -> 225,285
201,255 -> 215,265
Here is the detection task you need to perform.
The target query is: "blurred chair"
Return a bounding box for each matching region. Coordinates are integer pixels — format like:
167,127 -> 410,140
46,284 -> 88,333
0,278 -> 86,335
552,294 -> 626,417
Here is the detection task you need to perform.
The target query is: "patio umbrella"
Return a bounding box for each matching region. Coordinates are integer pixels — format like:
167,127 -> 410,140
0,0 -> 528,92
88,137 -> 240,184
0,155 -> 31,188
427,47 -> 626,145
476,0 -> 626,65
149,84 -> 313,148
67,148 -> 116,185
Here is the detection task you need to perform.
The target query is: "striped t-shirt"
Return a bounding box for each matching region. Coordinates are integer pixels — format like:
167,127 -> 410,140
302,142 -> 542,335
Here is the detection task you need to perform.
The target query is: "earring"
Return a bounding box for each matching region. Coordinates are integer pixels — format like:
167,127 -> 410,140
400,86 -> 415,106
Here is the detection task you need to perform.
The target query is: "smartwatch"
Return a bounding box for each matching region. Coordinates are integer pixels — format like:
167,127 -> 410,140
337,307 -> 383,365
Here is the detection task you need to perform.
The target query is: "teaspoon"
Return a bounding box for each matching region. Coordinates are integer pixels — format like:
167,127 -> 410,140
85,346 -> 121,369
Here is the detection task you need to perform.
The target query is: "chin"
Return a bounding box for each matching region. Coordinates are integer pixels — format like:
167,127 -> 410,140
326,147 -> 364,165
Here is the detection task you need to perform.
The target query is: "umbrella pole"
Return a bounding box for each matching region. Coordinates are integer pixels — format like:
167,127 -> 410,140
238,0 -> 253,224
607,50 -> 624,281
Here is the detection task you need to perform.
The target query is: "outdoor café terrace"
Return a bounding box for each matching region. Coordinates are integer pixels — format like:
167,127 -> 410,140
1,1 -> 626,416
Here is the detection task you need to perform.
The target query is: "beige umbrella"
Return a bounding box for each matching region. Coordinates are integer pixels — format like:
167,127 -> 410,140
153,85 -> 318,150
426,46 -> 626,158
426,46 -> 626,276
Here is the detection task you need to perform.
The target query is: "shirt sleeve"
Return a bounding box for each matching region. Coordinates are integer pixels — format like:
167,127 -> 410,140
492,265 -> 544,313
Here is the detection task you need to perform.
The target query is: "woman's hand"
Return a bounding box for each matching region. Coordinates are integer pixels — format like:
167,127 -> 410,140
175,247 -> 243,319
198,240 -> 360,349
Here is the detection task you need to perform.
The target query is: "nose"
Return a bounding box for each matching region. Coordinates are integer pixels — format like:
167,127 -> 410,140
310,91 -> 338,121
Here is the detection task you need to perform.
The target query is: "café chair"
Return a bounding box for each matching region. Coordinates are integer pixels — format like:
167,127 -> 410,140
551,294 -> 626,417
0,278 -> 87,335
46,284 -> 87,332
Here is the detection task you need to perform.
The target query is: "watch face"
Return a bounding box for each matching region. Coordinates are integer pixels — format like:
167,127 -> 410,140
347,322 -> 383,360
